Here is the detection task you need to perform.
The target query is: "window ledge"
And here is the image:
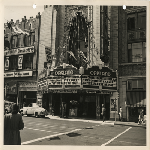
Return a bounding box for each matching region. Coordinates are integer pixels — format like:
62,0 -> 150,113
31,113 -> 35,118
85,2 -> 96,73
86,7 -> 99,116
119,62 -> 146,66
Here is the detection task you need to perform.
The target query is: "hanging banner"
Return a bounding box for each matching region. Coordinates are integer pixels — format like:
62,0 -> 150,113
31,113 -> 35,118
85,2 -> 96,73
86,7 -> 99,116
18,55 -> 23,69
5,57 -> 9,70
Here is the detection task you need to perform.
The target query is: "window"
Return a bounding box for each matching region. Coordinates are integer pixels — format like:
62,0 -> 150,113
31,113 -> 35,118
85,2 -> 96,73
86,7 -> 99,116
23,54 -> 33,69
127,17 -> 135,30
127,79 -> 145,90
138,13 -> 146,30
9,56 -> 18,70
128,42 -> 146,62
17,35 -> 21,47
11,36 -> 17,48
31,33 -> 35,46
4,37 -> 10,50
127,12 -> 146,31
24,35 -> 31,47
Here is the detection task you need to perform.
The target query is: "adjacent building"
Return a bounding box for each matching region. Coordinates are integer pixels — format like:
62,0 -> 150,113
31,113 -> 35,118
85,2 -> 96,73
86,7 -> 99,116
4,13 -> 41,108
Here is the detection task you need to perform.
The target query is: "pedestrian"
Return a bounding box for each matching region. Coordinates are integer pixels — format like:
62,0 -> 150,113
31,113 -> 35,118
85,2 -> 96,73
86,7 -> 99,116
119,106 -> 123,121
101,104 -> 106,122
4,103 -> 24,145
138,109 -> 144,125
52,106 -> 54,116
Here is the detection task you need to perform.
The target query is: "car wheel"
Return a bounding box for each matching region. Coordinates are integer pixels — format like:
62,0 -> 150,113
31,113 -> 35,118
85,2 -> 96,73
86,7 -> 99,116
41,115 -> 45,118
35,112 -> 38,118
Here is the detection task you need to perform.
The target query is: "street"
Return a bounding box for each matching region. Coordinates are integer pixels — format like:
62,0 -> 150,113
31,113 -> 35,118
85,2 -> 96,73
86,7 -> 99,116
20,116 -> 146,146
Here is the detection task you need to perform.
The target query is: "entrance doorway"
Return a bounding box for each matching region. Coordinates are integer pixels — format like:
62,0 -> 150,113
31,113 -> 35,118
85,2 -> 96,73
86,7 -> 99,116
99,94 -> 110,120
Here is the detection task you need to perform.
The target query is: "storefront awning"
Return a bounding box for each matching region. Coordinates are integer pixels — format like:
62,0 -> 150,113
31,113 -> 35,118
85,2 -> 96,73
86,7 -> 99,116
126,91 -> 146,107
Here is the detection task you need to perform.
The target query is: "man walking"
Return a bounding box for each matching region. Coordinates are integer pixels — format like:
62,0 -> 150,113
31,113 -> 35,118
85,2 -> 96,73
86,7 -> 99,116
101,104 -> 106,122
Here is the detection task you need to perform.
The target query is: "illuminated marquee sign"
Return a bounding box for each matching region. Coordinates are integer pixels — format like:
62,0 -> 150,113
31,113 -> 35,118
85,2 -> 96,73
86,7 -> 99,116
47,76 -> 63,89
82,66 -> 117,90
64,75 -> 81,89
4,46 -> 34,56
54,70 -> 73,76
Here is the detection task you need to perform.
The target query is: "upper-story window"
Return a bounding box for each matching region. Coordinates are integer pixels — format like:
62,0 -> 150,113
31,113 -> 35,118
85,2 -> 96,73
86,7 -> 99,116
4,37 -> 10,50
127,12 -> 146,31
31,33 -> 35,46
9,55 -> 18,70
24,35 -> 30,47
127,79 -> 146,90
127,16 -> 135,30
24,33 -> 35,47
17,34 -> 21,47
11,36 -> 17,49
128,42 -> 146,62
23,54 -> 33,69
137,12 -> 146,30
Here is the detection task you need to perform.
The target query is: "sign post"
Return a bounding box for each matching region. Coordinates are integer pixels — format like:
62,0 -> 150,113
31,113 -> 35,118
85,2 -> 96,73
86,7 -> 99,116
114,98 -> 117,122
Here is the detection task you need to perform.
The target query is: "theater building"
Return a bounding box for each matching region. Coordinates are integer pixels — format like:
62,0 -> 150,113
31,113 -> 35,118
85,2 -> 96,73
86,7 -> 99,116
37,5 -> 120,120
4,13 -> 41,108
38,64 -> 118,120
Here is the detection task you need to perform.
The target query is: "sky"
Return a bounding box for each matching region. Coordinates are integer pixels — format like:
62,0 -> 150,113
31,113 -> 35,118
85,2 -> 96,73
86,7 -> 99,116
4,5 -> 44,23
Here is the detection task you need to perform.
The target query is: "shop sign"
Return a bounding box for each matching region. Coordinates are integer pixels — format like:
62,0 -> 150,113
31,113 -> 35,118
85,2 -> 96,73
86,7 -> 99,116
14,71 -> 33,77
53,90 -> 77,93
4,72 -> 14,78
4,46 -> 34,56
5,57 -> 9,70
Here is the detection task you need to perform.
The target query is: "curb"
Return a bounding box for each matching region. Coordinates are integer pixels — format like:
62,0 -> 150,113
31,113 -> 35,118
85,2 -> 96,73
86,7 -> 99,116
46,115 -> 146,128
114,122 -> 146,128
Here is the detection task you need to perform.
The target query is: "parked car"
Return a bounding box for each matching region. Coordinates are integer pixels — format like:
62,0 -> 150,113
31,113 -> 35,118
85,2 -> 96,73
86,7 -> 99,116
20,103 -> 48,118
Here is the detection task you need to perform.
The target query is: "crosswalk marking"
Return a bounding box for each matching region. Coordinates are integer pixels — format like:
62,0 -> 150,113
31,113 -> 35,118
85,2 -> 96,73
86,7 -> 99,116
101,127 -> 132,146
21,128 -> 82,145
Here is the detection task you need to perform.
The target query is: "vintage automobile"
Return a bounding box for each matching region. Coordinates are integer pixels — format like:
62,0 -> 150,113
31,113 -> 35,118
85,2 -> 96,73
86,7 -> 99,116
20,103 -> 48,118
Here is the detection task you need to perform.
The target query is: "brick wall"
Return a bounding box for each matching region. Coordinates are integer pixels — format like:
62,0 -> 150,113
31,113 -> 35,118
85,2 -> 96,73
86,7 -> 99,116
118,7 -> 128,63
38,6 -> 53,74
93,6 -> 101,65
110,6 -> 118,71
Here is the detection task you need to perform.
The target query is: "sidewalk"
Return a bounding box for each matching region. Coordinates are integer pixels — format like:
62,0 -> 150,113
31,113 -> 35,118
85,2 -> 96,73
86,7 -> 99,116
46,115 -> 146,128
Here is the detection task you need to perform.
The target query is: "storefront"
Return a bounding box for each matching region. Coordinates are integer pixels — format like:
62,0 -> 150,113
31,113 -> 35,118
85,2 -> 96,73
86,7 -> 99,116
38,64 -> 118,120
126,78 -> 146,122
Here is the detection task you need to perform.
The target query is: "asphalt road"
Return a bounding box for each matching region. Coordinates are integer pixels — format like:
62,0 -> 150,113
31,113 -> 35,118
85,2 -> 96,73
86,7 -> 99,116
20,115 -> 146,146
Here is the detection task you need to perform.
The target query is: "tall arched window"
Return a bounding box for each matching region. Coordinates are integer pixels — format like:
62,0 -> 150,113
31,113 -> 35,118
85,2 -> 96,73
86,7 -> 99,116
17,34 -> 21,47
11,35 -> 17,49
24,35 -> 31,47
